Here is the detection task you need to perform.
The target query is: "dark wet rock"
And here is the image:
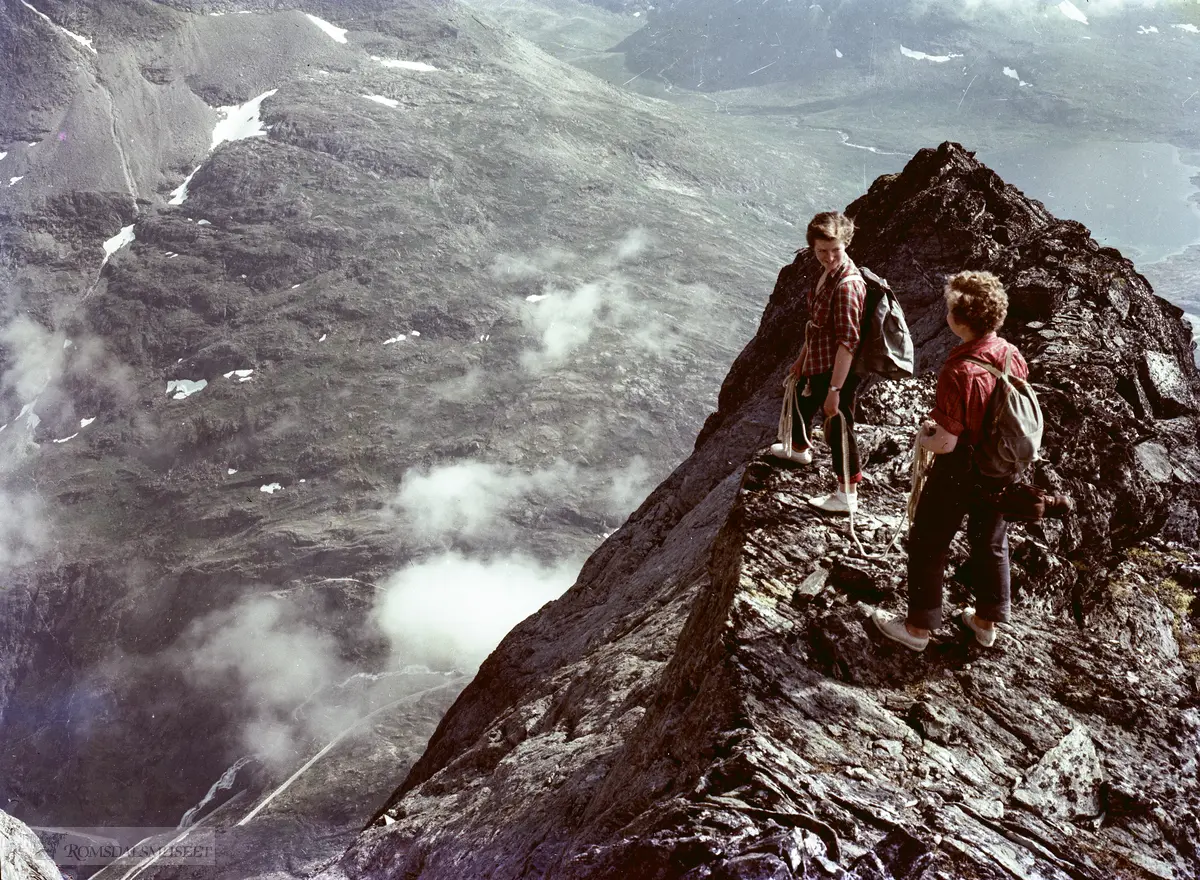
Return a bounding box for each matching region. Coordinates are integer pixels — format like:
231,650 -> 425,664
327,144 -> 1200,880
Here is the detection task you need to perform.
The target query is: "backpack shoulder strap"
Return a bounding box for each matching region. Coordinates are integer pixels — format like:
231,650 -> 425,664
962,356 -> 1004,380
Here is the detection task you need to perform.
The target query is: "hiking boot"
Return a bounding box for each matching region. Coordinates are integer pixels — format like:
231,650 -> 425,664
871,609 -> 929,652
960,608 -> 998,647
768,442 -> 813,464
807,489 -> 858,515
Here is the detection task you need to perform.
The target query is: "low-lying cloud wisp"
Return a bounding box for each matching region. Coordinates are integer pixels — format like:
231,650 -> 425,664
178,596 -> 355,768
392,459 -> 579,542
374,551 -> 580,669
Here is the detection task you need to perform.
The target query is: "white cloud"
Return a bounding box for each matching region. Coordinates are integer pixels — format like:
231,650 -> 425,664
614,227 -> 651,262
1,317 -> 65,402
0,491 -> 48,569
489,248 -> 572,282
521,279 -> 615,368
604,456 -> 653,519
374,552 -> 580,669
392,459 -> 577,541
178,597 -> 353,767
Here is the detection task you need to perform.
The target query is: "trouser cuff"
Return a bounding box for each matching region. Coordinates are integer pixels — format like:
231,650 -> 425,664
975,603 -> 1010,624
908,605 -> 943,631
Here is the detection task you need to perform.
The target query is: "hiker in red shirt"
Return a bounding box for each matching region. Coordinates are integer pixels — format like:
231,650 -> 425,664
770,211 -> 867,515
873,270 -> 1028,651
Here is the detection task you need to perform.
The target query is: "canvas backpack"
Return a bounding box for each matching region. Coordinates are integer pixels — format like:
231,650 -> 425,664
847,268 -> 915,380
965,351 -> 1044,478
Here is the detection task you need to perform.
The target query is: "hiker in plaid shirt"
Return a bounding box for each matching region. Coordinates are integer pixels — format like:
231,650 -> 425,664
770,211 -> 867,514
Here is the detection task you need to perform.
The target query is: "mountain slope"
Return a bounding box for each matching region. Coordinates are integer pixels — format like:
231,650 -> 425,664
329,143 -> 1200,880
0,0 -> 842,847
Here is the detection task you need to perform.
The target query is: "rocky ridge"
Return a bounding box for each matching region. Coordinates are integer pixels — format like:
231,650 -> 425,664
326,143 -> 1200,879
0,0 -> 837,845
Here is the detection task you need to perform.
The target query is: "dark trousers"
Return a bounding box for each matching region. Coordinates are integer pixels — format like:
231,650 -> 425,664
907,446 -> 1011,630
791,371 -> 862,485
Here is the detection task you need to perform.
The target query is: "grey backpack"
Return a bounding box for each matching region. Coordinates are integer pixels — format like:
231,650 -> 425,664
850,268 -> 915,380
966,352 -> 1043,478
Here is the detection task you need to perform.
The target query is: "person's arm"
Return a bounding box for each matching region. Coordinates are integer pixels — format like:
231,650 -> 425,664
920,419 -> 959,454
824,277 -> 865,417
823,344 -> 854,417
923,364 -> 965,453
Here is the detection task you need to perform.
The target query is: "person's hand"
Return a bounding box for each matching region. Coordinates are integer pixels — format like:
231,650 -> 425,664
823,387 -> 840,418
922,419 -> 938,436
789,359 -> 804,380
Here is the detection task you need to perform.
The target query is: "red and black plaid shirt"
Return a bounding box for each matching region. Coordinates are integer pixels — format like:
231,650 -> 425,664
797,258 -> 867,376
931,333 -> 1029,446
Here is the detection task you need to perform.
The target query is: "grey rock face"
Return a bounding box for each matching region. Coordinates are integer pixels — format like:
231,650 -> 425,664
0,809 -> 61,880
331,144 -> 1200,879
1012,726 -> 1103,822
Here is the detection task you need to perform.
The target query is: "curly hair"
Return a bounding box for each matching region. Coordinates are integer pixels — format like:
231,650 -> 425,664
805,211 -> 855,248
945,270 -> 1008,336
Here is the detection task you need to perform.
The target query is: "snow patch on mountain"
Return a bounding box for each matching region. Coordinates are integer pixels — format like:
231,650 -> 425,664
900,45 -> 963,63
1058,1 -> 1088,24
1138,25 -> 1159,34
18,0 -> 96,53
363,94 -> 400,108
1174,23 -> 1200,34
170,167 -> 200,205
101,224 -> 136,267
1003,67 -> 1030,86
8,177 -> 22,186
170,90 -> 277,206
166,379 -> 207,400
260,483 -> 283,494
0,152 -> 7,161
371,56 -> 439,72
211,90 -> 278,151
305,13 -> 348,43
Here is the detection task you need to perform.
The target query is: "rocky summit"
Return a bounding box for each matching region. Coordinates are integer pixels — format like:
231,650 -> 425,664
322,143 -> 1200,880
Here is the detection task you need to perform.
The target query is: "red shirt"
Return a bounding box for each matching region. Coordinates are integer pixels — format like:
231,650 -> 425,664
931,333 -> 1029,445
797,258 -> 867,376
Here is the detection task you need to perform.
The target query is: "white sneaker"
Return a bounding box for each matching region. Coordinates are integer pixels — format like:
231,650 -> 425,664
871,609 -> 929,652
768,442 -> 813,464
807,489 -> 858,515
961,608 -> 998,647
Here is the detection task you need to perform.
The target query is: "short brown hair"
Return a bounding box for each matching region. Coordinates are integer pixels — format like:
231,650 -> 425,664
806,211 -> 854,248
945,270 -> 1008,336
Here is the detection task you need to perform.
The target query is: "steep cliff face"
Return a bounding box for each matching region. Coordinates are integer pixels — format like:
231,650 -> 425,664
2,0 -> 829,842
330,143 -> 1200,879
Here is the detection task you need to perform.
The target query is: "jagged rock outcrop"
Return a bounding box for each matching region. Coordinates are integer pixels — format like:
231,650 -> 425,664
0,809 -> 61,880
327,143 -> 1200,879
